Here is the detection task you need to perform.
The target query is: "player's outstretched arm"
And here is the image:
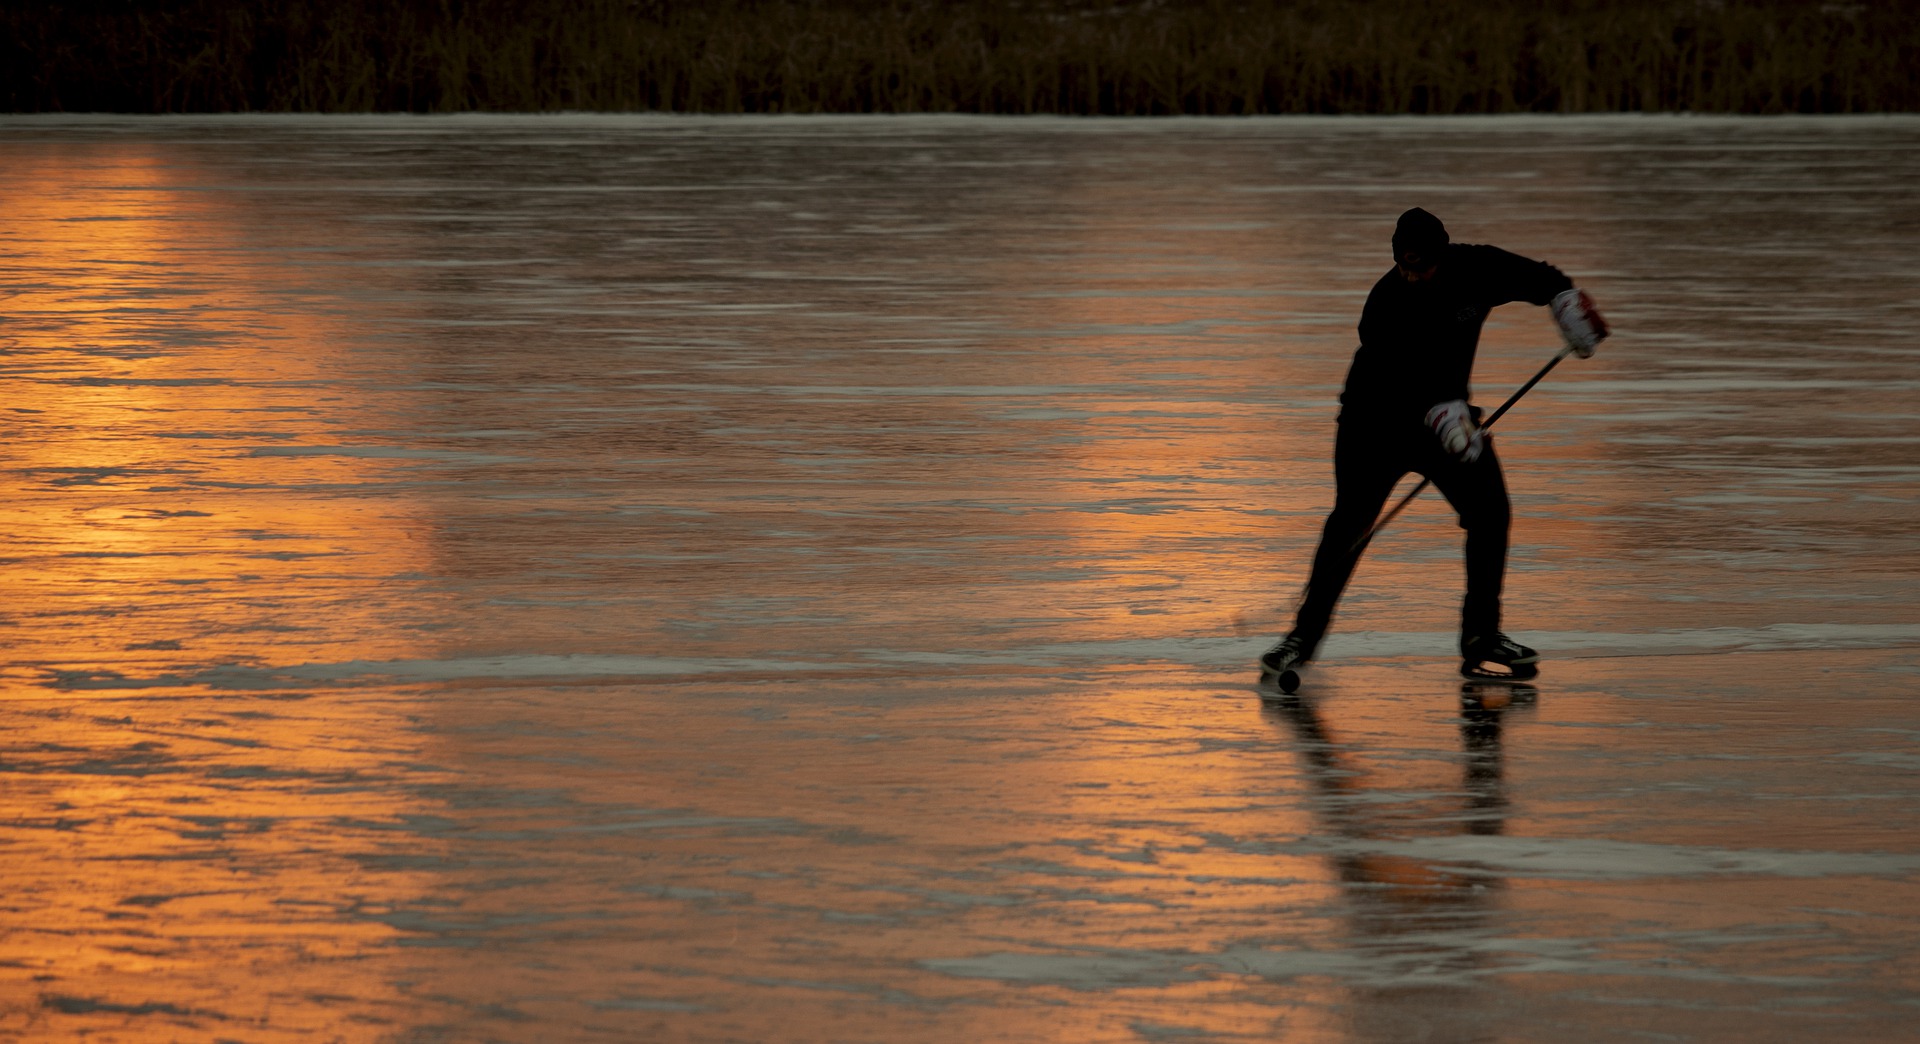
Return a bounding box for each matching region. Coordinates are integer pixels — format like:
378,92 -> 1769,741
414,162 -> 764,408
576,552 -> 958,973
1469,243 -> 1574,306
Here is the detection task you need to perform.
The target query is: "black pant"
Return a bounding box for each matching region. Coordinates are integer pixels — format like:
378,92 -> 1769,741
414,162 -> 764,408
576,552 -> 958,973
1292,416 -> 1510,657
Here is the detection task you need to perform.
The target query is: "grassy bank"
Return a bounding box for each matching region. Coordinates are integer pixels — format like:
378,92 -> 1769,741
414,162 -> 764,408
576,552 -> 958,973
4,0 -> 1913,114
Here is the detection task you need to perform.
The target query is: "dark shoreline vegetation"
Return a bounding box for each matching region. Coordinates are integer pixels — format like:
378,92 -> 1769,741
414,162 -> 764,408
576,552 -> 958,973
5,0 -> 1914,115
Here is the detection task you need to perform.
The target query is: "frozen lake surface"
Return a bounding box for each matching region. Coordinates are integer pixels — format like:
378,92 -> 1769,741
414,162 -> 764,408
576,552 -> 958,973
2,114 -> 1918,1041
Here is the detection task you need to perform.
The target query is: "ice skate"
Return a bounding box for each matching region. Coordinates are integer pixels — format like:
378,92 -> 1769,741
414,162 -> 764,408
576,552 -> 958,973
1258,635 -> 1310,694
1460,633 -> 1540,682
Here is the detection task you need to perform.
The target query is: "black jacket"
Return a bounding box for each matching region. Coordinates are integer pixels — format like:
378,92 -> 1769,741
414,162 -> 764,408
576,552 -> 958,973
1339,243 -> 1572,424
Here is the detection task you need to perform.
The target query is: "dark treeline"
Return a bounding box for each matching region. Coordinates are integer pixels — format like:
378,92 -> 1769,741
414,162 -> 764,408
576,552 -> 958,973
4,0 -> 1914,114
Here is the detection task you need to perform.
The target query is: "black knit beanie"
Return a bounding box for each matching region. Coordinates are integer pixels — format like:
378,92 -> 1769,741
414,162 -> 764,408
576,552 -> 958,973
1391,207 -> 1448,261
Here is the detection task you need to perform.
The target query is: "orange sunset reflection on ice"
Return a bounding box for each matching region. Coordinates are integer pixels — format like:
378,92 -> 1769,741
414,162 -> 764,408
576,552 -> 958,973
0,145 -> 436,674
0,144 -> 442,1038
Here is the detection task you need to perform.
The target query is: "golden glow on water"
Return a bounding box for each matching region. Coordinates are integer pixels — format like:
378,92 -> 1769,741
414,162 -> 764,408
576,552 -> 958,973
0,144 -> 443,1038
0,694 -> 445,1039
0,145 -> 436,675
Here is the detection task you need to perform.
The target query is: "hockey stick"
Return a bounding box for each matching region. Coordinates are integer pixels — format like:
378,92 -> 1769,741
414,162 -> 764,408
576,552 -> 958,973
1230,344 -> 1575,637
1345,343 -> 1575,556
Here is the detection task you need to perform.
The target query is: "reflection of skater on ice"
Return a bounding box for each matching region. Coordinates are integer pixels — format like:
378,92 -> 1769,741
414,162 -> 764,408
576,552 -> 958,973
1265,684 -> 1537,985
1261,208 -> 1607,692
1458,681 -> 1536,834
1267,683 -> 1536,847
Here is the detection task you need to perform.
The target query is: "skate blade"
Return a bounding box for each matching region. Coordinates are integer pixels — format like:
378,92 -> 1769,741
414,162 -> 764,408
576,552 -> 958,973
1460,661 -> 1540,682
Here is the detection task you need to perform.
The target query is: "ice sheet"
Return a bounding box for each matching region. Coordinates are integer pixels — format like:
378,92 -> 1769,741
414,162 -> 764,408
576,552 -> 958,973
1,114 -> 1917,1042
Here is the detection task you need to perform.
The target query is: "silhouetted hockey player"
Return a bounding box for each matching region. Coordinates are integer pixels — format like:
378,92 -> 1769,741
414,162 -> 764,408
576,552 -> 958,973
1261,208 -> 1607,689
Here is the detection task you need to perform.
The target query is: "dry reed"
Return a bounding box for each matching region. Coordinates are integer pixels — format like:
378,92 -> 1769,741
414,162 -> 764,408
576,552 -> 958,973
3,0 -> 1913,114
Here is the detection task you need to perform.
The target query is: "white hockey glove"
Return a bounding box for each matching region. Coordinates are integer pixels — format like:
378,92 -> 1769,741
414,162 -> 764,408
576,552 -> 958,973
1425,399 -> 1483,463
1551,287 -> 1609,358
